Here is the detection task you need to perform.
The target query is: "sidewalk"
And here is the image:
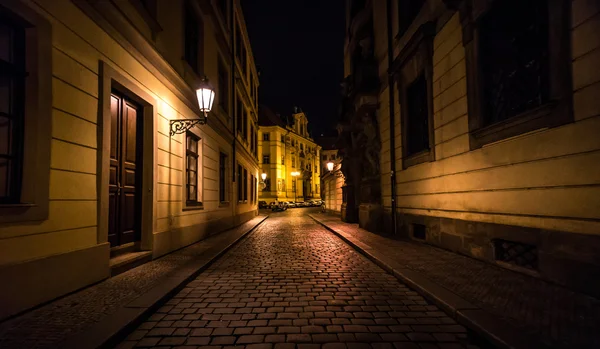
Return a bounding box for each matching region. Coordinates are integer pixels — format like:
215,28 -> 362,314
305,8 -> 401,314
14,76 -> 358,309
0,215 -> 267,349
310,213 -> 600,349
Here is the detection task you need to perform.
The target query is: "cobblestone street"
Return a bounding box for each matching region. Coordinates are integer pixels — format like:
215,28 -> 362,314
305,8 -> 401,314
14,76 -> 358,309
118,210 -> 484,349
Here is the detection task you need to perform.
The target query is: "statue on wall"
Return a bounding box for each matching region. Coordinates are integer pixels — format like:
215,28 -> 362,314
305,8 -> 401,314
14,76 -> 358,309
361,111 -> 380,178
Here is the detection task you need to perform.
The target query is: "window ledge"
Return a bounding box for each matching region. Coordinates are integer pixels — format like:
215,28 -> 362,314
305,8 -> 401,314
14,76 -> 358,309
0,203 -> 37,208
183,203 -> 204,211
219,201 -> 230,207
470,101 -> 561,149
403,149 -> 433,168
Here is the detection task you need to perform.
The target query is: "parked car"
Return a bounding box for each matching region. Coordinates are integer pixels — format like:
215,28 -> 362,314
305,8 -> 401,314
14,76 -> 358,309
258,201 -> 268,209
268,201 -> 277,209
287,201 -> 296,208
271,202 -> 287,211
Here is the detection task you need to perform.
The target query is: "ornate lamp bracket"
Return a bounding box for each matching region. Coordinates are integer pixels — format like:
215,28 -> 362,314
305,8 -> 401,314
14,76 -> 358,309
170,114 -> 207,136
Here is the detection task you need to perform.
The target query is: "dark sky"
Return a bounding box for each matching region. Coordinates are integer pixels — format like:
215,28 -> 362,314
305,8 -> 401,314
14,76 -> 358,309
242,0 -> 346,136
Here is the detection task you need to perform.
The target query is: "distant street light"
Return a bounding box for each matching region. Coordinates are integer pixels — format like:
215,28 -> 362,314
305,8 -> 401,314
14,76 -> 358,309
259,172 -> 268,191
327,161 -> 334,172
291,171 -> 300,202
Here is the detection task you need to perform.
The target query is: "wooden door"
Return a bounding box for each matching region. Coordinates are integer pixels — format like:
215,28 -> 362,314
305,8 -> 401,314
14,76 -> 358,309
108,93 -> 142,247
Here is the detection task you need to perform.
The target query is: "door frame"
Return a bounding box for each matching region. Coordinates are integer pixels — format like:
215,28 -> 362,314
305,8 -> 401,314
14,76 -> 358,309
98,61 -> 156,252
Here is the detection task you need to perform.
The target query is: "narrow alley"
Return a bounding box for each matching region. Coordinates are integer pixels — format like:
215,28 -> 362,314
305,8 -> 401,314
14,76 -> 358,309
117,211 -> 483,349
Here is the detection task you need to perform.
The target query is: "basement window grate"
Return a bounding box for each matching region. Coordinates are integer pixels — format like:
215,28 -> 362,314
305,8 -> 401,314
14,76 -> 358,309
412,223 -> 426,240
493,239 -> 538,270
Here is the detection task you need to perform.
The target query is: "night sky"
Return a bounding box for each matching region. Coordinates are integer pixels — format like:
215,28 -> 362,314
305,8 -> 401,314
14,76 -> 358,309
242,0 -> 346,136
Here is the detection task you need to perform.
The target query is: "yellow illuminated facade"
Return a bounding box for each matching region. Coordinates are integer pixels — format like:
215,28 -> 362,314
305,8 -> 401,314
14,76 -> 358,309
258,109 -> 322,202
0,0 -> 258,320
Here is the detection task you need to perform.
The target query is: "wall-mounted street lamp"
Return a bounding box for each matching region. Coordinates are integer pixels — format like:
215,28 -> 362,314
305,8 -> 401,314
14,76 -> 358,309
170,76 -> 215,136
260,172 -> 267,190
326,161 -> 334,172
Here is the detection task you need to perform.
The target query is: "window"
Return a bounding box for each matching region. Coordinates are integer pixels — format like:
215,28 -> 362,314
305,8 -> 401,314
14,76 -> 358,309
300,143 -> 303,151
281,155 -> 284,165
236,23 -> 247,75
250,174 -> 254,203
254,130 -> 258,155
0,3 -> 51,222
236,96 -> 242,134
405,74 -> 429,156
217,56 -> 229,113
219,152 -> 226,202
237,163 -> 242,202
242,109 -> 247,140
396,22 -> 435,168
184,1 -> 202,73
398,0 -> 425,37
462,0 -> 571,149
263,155 -> 270,164
322,155 -> 327,161
0,16 -> 25,203
186,132 -> 201,205
292,157 -> 295,168
480,0 -> 549,126
281,135 -> 285,143
263,132 -> 269,141
243,168 -> 248,201
250,124 -> 254,152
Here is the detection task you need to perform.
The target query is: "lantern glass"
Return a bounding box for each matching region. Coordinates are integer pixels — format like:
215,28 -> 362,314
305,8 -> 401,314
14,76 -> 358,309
327,162 -> 334,172
261,173 -> 267,181
196,77 -> 215,113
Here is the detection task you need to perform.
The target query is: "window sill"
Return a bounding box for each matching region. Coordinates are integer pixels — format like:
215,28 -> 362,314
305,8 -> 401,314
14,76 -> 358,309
0,203 -> 37,208
470,101 -> 561,149
183,202 -> 204,211
403,149 -> 433,169
219,201 -> 230,207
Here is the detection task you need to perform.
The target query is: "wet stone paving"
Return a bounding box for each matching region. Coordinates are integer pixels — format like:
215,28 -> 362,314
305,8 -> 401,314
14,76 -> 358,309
119,211 -> 484,349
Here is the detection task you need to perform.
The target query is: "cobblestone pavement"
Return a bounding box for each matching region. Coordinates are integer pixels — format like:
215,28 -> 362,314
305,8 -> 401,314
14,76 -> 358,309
0,216 -> 266,349
119,209 -> 484,349
310,213 -> 600,349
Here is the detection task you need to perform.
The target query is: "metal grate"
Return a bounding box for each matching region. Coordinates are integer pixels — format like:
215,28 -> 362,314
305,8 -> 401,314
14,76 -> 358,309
412,223 -> 426,240
494,239 -> 538,270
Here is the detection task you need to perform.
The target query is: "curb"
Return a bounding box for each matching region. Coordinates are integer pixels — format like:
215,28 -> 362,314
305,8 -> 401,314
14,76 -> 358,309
61,215 -> 269,349
309,214 -> 551,349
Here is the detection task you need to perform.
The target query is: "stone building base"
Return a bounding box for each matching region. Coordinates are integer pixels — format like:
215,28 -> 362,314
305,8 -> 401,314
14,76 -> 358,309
359,203 -> 382,233
392,213 -> 600,298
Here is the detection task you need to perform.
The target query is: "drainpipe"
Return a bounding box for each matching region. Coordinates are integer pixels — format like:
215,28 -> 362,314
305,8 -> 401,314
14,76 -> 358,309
386,0 -> 398,235
230,0 -> 236,184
